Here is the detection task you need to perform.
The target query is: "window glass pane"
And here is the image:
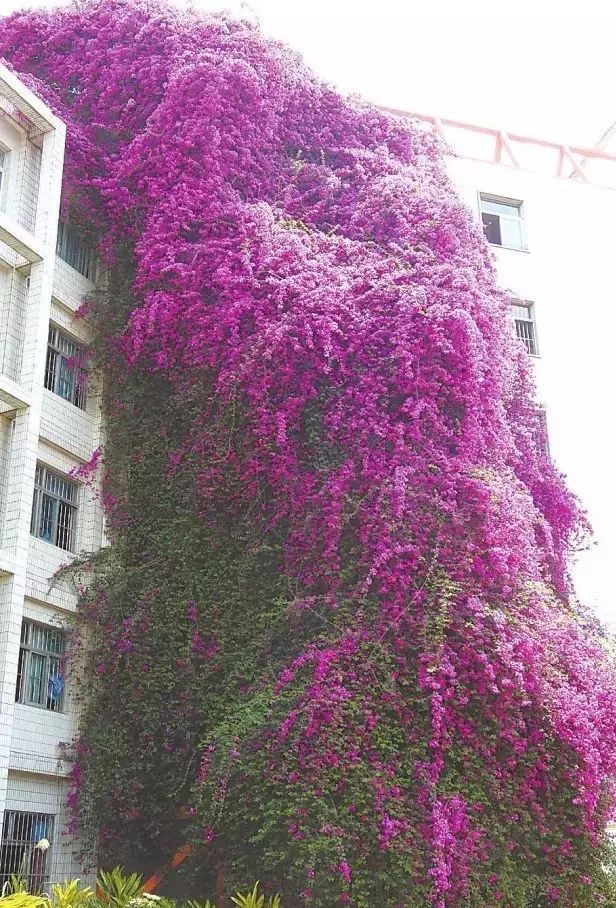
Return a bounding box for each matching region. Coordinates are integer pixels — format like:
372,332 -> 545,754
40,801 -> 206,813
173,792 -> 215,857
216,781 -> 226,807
481,213 -> 502,245
27,653 -> 46,705
500,216 -> 524,249
30,488 -> 39,536
511,303 -> 531,321
56,501 -> 75,551
44,346 -> 57,393
47,659 -> 65,711
58,357 -> 75,401
56,222 -> 96,280
15,647 -> 25,702
38,494 -> 56,543
481,198 -> 521,216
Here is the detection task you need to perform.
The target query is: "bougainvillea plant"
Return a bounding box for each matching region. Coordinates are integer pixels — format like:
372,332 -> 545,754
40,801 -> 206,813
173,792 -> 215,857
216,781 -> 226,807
1,1 -> 616,904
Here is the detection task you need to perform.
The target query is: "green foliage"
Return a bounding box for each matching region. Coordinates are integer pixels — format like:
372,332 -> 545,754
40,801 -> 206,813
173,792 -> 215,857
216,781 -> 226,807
96,869 -> 143,908
231,884 -> 281,908
0,894 -> 48,908
1,876 -> 28,896
48,881 -> 94,908
0,876 -> 284,908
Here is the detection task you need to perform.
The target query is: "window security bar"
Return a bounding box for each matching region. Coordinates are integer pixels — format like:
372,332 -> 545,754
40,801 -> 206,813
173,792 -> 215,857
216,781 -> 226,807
30,464 -> 78,552
44,325 -> 87,409
0,811 -> 54,893
511,302 -> 539,356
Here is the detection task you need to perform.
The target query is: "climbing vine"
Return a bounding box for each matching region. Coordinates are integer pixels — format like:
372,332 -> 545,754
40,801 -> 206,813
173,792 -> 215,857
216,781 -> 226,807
1,1 -> 616,904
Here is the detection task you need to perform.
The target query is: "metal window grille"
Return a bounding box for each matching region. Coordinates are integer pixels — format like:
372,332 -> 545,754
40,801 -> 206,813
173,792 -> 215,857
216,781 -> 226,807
511,302 -> 539,355
30,464 -> 78,552
44,325 -> 87,409
56,221 -> 96,281
479,193 -> 525,250
15,620 -> 66,713
0,811 -> 54,893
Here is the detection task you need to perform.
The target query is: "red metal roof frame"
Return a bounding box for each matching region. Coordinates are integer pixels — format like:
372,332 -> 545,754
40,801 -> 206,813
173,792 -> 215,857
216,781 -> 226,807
380,107 -> 616,186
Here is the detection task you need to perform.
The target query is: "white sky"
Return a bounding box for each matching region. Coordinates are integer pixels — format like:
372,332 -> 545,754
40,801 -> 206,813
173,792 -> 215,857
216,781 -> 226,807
3,0 -> 616,146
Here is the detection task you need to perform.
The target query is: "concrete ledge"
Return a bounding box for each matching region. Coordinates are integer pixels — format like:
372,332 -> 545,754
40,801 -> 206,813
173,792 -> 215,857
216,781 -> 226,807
0,373 -> 31,411
0,211 -> 44,263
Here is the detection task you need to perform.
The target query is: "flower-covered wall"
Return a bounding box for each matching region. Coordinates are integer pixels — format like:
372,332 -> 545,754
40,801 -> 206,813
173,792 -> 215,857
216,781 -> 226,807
1,1 -> 615,904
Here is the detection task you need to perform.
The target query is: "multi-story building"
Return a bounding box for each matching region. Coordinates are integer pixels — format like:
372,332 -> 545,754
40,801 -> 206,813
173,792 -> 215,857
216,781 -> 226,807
383,107 -> 616,626
0,64 -> 103,886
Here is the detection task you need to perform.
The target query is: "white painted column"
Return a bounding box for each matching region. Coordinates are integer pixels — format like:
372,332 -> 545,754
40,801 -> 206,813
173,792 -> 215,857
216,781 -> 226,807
0,120 -> 65,817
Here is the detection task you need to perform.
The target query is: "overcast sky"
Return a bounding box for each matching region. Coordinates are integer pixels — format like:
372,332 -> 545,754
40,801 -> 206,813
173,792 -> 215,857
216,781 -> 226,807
3,0 -> 616,146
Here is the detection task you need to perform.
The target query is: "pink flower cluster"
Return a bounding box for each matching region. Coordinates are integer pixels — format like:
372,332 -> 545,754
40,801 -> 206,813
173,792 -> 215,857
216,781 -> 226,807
2,0 -> 616,902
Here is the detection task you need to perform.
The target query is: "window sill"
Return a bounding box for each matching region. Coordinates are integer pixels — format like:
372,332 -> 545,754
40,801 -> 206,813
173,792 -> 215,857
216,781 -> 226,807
29,532 -> 75,556
15,700 -> 66,715
43,386 -> 88,413
488,242 -> 530,254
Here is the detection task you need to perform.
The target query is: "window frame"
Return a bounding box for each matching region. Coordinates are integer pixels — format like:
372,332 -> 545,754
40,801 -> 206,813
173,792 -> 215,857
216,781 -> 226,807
44,324 -> 87,409
511,300 -> 539,356
30,464 -> 79,553
536,407 -> 551,459
478,192 -> 527,251
15,619 -> 67,713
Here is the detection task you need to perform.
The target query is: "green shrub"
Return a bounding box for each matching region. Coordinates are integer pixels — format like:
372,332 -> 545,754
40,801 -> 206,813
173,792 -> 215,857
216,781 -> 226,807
96,868 -> 143,908
0,894 -> 48,908
231,883 -> 281,908
48,880 -> 94,908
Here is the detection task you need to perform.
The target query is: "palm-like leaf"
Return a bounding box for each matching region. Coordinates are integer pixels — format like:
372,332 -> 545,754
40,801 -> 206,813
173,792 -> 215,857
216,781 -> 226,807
96,868 -> 143,908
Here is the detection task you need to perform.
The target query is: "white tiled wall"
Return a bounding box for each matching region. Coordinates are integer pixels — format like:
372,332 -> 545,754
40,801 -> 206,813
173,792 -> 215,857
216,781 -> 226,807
5,771 -> 85,882
0,64 -> 103,881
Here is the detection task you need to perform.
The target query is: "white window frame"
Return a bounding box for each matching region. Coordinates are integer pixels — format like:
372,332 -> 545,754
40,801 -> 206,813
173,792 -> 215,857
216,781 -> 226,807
478,192 -> 527,251
511,300 -> 539,356
15,619 -> 66,713
30,464 -> 79,552
44,324 -> 87,409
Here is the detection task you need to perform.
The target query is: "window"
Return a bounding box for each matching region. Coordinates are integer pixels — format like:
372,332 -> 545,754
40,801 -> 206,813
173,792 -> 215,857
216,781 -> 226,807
479,194 -> 525,250
44,325 -> 87,409
0,149 -> 7,201
56,221 -> 96,280
30,465 -> 78,552
15,620 -> 66,712
536,408 -> 551,459
511,301 -> 539,355
0,811 -> 54,892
